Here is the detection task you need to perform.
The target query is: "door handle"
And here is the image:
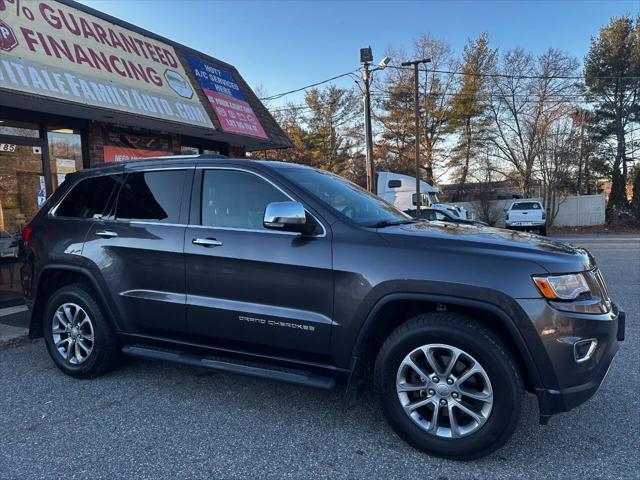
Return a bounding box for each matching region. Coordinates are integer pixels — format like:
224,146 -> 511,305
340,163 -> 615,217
192,238 -> 223,248
95,230 -> 118,238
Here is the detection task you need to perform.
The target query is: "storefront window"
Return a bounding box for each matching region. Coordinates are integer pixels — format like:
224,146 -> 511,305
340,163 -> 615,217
47,128 -> 83,190
0,144 -> 43,304
0,119 -> 40,138
181,146 -> 200,155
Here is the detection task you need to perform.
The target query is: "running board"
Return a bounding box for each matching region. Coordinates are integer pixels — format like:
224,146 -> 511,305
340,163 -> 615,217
123,345 -> 336,390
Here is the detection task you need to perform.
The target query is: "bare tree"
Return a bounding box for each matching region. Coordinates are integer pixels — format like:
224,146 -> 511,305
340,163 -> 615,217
472,151 -> 502,226
488,48 -> 580,196
538,119 -> 574,225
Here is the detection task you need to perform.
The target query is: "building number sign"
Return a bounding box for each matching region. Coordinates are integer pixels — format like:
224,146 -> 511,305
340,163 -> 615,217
0,143 -> 17,152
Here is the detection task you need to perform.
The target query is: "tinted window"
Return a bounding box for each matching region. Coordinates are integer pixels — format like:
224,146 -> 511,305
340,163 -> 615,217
201,170 -> 289,229
116,170 -> 187,223
388,180 -> 401,188
55,175 -> 119,218
511,202 -> 541,210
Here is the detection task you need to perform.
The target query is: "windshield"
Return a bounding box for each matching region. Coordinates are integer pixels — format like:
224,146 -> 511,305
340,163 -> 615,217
511,202 -> 541,210
428,192 -> 439,204
279,168 -> 411,227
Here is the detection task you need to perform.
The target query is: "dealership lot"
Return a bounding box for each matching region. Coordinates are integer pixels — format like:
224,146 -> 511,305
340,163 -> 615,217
1,234 -> 638,479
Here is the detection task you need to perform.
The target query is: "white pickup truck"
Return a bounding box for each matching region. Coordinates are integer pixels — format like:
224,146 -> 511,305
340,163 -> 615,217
505,200 -> 547,235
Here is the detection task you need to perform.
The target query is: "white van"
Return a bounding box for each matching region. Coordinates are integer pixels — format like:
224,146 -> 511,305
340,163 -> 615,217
377,171 -> 467,219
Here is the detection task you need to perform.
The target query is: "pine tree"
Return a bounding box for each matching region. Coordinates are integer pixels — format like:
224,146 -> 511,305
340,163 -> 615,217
584,15 -> 640,210
447,33 -> 497,201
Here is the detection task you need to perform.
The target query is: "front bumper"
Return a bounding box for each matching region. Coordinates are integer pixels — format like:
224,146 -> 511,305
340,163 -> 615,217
515,299 -> 625,422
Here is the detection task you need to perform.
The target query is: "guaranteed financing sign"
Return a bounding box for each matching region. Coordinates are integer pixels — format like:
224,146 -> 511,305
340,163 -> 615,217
0,0 -> 213,129
186,55 -> 267,139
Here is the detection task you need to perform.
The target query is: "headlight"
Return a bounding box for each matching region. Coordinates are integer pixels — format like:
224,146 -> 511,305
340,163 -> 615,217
533,273 -> 590,300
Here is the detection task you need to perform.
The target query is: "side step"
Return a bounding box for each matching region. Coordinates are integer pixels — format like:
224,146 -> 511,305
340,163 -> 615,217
123,345 -> 336,390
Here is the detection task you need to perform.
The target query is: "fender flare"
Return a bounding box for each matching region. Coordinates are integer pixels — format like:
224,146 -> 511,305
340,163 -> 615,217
31,264 -> 120,337
350,292 -> 543,389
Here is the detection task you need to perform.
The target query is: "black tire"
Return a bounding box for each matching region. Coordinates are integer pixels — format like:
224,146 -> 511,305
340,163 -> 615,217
540,226 -> 547,236
43,284 -> 121,378
374,312 -> 523,460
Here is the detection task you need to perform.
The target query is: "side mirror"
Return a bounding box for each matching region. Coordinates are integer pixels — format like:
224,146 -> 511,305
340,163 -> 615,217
263,201 -> 310,233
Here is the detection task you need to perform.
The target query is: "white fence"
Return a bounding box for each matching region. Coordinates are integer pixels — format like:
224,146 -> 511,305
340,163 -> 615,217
456,194 -> 606,228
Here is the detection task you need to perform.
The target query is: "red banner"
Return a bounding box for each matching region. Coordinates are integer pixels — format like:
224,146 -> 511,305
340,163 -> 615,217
103,146 -> 171,163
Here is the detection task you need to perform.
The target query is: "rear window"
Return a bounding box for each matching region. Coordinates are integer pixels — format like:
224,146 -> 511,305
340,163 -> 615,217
511,202 -> 541,210
115,170 -> 187,223
54,175 -> 119,219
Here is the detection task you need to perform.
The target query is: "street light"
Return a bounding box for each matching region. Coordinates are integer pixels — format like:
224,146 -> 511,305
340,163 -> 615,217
401,58 -> 431,213
361,47 -> 391,193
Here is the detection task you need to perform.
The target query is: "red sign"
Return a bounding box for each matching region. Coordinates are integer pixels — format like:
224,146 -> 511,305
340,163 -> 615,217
187,56 -> 268,139
0,19 -> 18,52
103,146 -> 171,163
204,89 -> 268,139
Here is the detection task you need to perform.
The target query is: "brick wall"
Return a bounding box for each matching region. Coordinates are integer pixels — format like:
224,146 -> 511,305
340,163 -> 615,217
88,122 -> 104,166
228,145 -> 246,158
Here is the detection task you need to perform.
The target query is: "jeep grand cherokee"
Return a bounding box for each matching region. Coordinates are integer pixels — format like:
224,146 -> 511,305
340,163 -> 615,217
21,156 -> 625,460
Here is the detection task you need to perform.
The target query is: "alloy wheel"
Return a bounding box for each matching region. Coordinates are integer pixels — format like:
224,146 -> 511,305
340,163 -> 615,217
51,303 -> 95,365
396,343 -> 493,438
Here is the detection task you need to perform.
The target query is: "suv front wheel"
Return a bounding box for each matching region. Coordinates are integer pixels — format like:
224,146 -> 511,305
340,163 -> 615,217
374,312 -> 523,460
43,284 -> 121,378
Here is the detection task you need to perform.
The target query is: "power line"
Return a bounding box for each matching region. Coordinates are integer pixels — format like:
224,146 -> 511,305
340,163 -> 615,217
259,70 -> 359,101
260,65 -> 638,104
384,64 -> 640,80
269,104 -> 313,114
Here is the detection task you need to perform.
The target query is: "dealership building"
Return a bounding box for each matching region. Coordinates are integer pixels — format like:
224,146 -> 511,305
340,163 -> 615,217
0,0 -> 290,304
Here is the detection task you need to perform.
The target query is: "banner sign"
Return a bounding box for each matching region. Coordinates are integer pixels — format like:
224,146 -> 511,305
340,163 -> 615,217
0,1 -> 213,129
104,126 -> 168,151
185,55 -> 267,139
103,146 -> 171,163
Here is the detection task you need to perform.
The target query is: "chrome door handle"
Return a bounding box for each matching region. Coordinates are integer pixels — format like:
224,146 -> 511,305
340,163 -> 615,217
95,230 -> 118,238
192,238 -> 223,247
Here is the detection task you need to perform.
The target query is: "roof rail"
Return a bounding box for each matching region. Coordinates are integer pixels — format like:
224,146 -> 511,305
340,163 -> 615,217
89,154 -> 228,169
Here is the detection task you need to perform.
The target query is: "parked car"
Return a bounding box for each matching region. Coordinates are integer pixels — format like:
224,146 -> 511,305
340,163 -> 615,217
21,156 -> 624,460
505,200 -> 547,235
0,230 -> 19,259
405,208 -> 488,226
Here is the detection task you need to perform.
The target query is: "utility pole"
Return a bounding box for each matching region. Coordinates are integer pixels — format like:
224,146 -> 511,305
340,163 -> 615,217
401,58 -> 430,214
360,47 -> 391,193
362,61 -> 375,192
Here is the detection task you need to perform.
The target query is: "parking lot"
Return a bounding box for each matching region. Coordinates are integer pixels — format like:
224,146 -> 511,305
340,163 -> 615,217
1,233 -> 638,479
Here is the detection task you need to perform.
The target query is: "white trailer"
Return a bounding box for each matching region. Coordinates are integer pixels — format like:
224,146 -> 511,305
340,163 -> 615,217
376,171 -> 468,219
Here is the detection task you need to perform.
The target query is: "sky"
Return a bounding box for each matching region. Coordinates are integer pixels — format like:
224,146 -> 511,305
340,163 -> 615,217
80,0 -> 638,108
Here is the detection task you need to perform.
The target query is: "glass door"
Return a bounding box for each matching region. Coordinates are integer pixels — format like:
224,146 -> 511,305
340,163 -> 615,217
47,128 -> 83,190
0,142 -> 44,304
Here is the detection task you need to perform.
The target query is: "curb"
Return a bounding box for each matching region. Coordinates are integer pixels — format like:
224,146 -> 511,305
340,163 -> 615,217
0,327 -> 30,349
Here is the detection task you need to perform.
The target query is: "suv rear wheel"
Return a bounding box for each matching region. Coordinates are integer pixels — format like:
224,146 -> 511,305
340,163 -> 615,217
43,284 -> 121,378
374,312 -> 523,460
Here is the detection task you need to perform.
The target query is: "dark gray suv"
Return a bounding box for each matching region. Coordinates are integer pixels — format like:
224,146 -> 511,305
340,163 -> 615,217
21,156 -> 625,460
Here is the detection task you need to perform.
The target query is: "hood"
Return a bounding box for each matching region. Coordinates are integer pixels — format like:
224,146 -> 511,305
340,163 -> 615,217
378,221 -> 595,274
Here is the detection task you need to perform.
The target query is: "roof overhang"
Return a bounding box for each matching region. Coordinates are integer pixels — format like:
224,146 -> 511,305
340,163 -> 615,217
0,89 -> 289,151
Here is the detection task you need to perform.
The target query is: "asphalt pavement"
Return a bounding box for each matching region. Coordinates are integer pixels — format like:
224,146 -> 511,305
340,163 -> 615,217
0,233 -> 638,479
